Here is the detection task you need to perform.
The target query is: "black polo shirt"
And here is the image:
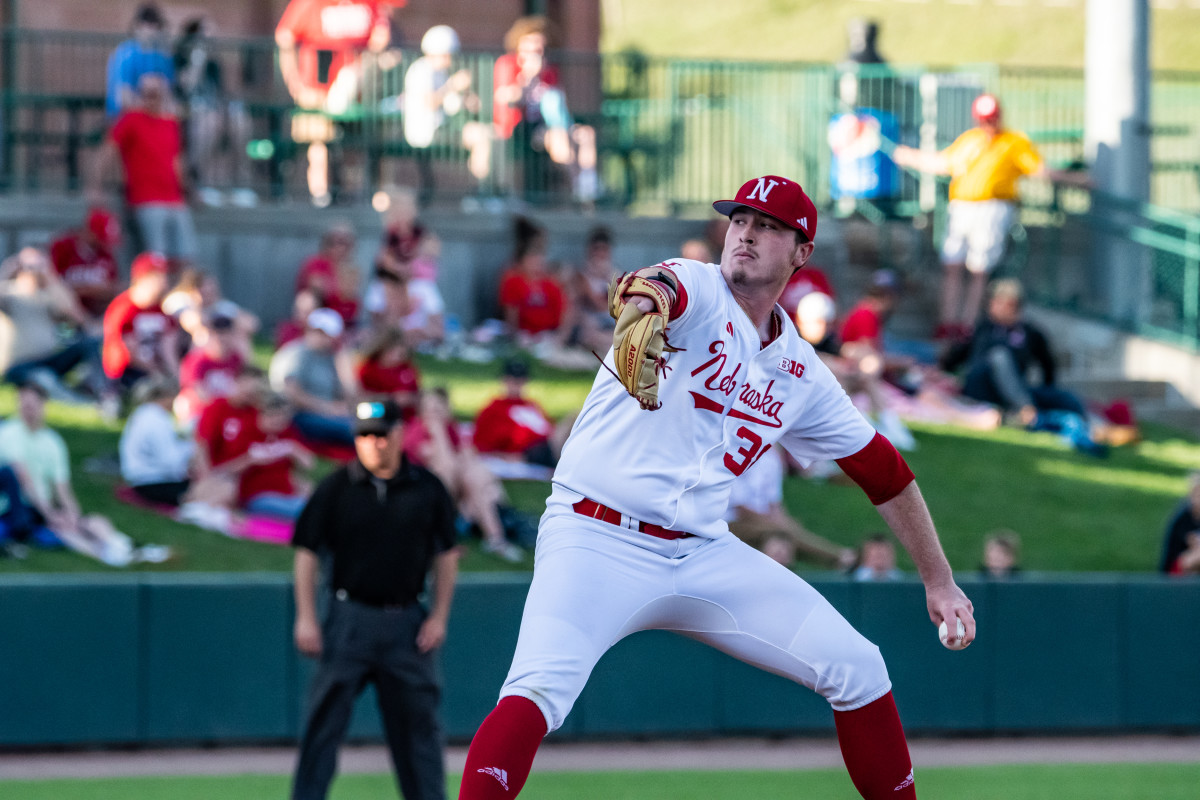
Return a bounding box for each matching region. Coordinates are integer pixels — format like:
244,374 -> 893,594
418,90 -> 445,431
292,456 -> 458,607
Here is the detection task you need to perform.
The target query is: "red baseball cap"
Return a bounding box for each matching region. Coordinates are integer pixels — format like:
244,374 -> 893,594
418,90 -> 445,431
86,207 -> 120,248
713,175 -> 817,243
130,251 -> 169,281
971,93 -> 1001,123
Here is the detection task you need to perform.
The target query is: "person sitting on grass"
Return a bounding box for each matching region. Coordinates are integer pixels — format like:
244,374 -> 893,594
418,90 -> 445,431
1160,472 -> 1200,576
355,327 -> 421,420
472,358 -> 571,472
405,388 -> 524,563
119,374 -> 236,509
852,534 -> 904,582
270,308 -> 358,448
102,251 -> 179,390
233,392 -> 314,521
980,530 -> 1022,579
0,381 -> 168,566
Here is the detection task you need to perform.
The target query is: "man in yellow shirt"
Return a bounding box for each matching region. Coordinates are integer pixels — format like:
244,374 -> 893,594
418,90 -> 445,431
893,94 -> 1054,336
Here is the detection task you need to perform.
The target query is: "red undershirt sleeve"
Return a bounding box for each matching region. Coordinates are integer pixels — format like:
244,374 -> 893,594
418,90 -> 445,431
835,431 -> 915,506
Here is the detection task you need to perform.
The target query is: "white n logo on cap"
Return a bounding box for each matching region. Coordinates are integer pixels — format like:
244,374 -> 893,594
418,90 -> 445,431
746,178 -> 779,202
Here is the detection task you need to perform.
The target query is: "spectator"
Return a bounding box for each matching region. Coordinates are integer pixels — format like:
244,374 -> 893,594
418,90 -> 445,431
102,252 -> 178,388
562,226 -> 618,353
236,392 -> 314,521
270,308 -> 357,448
1160,472 -> 1200,576
275,0 -> 394,205
497,216 -> 566,344
92,73 -> 197,262
176,305 -> 245,422
852,534 -> 903,581
49,207 -> 122,322
162,268 -> 258,359
194,364 -> 266,477
366,188 -> 447,347
835,274 -> 918,450
778,263 -> 836,324
296,223 -> 362,329
405,388 -> 524,563
799,292 -> 999,437
679,238 -> 714,263
472,358 -> 568,470
0,463 -> 62,557
105,2 -> 175,119
0,247 -> 104,404
403,25 -> 491,199
277,287 -> 323,350
356,327 -> 421,417
119,374 -> 233,508
941,279 -> 1105,456
290,398 -> 459,800
0,382 -> 153,566
892,93 -> 1083,335
726,449 -> 856,569
493,15 -> 598,203
981,530 -> 1022,579
172,16 -> 255,207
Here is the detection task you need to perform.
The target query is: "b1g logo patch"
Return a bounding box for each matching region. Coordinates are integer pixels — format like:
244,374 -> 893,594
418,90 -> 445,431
778,357 -> 806,379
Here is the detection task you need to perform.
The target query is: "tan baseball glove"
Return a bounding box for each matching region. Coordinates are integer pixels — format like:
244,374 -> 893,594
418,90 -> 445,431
607,269 -> 681,410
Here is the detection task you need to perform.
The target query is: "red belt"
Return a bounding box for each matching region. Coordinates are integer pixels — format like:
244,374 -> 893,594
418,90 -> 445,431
572,498 -> 695,540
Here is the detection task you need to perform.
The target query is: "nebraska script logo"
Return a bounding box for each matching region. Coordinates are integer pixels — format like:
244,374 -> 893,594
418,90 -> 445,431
688,340 -> 785,428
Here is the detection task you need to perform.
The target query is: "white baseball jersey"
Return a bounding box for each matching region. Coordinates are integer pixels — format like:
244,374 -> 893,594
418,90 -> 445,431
552,258 -> 876,538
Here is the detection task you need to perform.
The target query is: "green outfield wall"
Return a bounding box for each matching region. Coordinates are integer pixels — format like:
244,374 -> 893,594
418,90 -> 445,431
1,573 -> 1197,747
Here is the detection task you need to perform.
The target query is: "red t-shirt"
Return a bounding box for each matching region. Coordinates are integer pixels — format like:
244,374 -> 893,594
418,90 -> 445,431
109,111 -> 184,206
49,233 -> 118,317
195,398 -> 260,468
402,417 -> 462,467
296,255 -> 358,325
101,290 -> 173,379
357,357 -> 420,395
779,267 -> 835,321
492,52 -> 560,139
472,396 -> 553,454
177,349 -> 244,420
840,302 -> 884,350
238,428 -> 302,503
276,0 -> 387,95
498,269 -> 566,335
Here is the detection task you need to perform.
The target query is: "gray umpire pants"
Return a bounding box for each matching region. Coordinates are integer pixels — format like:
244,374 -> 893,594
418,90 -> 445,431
291,597 -> 446,800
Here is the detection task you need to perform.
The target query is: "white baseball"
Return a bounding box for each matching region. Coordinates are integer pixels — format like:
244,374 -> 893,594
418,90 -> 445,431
938,618 -> 969,650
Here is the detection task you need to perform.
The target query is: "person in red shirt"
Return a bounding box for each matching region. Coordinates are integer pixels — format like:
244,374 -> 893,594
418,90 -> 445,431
778,264 -> 835,323
275,0 -> 397,205
295,223 -> 362,328
472,359 -> 563,468
193,364 -> 266,475
235,392 -> 314,520
493,15 -> 597,202
91,73 -> 196,262
102,252 -> 178,388
497,216 -> 566,343
276,287 -> 323,350
49,207 -> 121,321
176,307 -> 245,422
356,327 -> 420,417
840,269 -> 899,354
406,387 -> 523,562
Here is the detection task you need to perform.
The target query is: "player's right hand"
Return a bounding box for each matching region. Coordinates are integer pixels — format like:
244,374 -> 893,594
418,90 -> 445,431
294,616 -> 323,657
926,580 -> 976,648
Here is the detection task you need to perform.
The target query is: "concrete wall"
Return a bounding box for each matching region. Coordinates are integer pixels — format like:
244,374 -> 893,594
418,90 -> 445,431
2,573 -> 1198,748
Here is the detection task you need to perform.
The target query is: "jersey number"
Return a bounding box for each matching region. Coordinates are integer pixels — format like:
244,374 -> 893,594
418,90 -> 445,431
724,427 -> 771,476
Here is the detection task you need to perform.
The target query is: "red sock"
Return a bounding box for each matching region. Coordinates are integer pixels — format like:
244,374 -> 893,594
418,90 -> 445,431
833,692 -> 916,799
458,695 -> 548,799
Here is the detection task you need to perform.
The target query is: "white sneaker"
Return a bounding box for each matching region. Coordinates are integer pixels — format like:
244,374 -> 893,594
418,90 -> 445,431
876,411 -> 917,451
483,539 -> 525,563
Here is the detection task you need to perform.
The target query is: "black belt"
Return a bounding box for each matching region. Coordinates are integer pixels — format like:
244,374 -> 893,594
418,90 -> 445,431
334,588 -> 414,611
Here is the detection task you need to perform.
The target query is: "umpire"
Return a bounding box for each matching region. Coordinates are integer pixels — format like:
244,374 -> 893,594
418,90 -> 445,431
291,399 -> 460,800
